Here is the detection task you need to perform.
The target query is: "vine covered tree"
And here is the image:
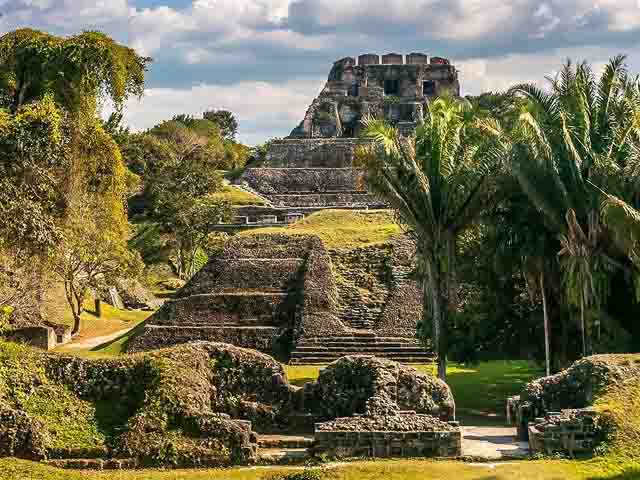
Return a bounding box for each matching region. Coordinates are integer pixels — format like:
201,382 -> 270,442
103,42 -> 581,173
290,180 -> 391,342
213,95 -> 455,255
0,28 -> 150,334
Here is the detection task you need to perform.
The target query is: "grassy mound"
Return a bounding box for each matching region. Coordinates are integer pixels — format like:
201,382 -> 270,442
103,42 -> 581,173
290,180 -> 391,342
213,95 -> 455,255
243,209 -> 402,249
594,379 -> 640,463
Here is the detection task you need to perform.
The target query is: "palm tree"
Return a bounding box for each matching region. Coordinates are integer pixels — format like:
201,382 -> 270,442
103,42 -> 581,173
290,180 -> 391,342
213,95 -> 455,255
361,97 -> 507,381
509,56 -> 640,357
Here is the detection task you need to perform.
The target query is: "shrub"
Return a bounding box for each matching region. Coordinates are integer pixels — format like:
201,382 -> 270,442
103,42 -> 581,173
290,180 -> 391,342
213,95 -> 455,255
263,468 -> 326,480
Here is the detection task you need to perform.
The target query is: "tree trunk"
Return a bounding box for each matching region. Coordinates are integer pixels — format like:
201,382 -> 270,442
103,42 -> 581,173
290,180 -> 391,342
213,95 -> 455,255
540,272 -> 551,376
580,295 -> 587,357
425,255 -> 447,382
71,286 -> 84,336
95,298 -> 102,318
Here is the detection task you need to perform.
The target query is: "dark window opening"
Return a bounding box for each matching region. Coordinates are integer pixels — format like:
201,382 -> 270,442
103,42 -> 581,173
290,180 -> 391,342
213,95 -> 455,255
343,125 -> 355,137
423,81 -> 436,96
349,83 -> 359,97
384,79 -> 400,96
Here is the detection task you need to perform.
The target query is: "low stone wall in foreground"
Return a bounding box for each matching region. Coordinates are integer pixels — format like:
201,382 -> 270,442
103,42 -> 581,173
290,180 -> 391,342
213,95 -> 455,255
527,409 -> 602,457
313,412 -> 461,459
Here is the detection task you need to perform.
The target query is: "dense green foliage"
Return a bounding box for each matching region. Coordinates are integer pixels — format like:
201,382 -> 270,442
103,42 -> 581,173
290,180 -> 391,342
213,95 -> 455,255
203,109 -> 239,140
106,110 -> 249,281
364,57 -> 640,376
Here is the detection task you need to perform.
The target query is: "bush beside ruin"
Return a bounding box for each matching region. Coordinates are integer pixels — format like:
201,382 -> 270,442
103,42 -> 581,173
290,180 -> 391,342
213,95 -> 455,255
510,354 -> 640,458
307,355 -> 455,420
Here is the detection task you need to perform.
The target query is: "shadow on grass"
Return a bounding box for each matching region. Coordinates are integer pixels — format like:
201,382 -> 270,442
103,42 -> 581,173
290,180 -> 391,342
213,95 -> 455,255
90,321 -> 147,353
288,376 -> 317,388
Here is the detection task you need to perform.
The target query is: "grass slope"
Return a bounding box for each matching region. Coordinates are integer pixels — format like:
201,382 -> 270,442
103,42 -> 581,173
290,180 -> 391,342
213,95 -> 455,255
55,301 -> 151,355
244,209 -> 402,249
210,185 -> 266,206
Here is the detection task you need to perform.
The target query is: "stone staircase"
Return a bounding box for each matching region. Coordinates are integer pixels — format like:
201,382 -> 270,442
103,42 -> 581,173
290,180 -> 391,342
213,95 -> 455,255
257,435 -> 314,464
290,332 -> 434,365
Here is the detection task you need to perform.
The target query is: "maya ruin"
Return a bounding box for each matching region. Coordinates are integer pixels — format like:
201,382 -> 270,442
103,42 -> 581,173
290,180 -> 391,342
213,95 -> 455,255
2,20 -> 640,480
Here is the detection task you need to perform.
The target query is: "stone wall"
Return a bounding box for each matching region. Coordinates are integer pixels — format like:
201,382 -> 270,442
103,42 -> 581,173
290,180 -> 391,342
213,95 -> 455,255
527,409 -> 602,457
5,327 -> 56,351
264,139 -> 369,168
330,245 -> 391,330
241,168 -> 367,194
375,237 -> 423,336
313,414 -> 461,459
306,356 -> 455,420
296,235 -> 346,338
268,192 -> 380,208
329,236 -> 422,336
181,258 -> 303,294
129,326 -> 284,362
508,354 -> 640,456
151,293 -> 290,327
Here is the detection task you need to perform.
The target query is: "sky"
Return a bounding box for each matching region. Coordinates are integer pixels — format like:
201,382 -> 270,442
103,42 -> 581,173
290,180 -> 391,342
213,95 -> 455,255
2,1 -> 640,145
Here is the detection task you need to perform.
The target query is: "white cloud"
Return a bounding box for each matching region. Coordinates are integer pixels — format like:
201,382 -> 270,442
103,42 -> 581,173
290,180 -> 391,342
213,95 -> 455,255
5,0 -> 640,143
457,45 -> 640,96
116,79 -> 324,145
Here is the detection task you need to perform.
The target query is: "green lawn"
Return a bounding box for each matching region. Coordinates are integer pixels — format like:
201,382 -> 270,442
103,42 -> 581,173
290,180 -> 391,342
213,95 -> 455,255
210,185 -> 266,206
243,209 -> 402,249
1,458 -> 638,480
285,360 -> 543,422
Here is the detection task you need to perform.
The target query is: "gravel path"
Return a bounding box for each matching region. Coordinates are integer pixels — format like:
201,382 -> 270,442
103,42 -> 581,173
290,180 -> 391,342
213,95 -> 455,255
462,426 -> 529,460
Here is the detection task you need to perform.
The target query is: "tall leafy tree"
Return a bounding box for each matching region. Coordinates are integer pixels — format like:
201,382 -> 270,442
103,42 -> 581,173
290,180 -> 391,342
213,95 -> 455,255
361,97 -> 507,380
203,109 -> 238,140
0,29 -> 149,333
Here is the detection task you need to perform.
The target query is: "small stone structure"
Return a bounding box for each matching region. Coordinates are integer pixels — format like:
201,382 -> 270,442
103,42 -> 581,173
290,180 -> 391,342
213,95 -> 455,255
6,326 -> 58,350
309,355 -> 459,459
313,412 -> 461,459
527,409 -> 601,457
5,322 -> 73,351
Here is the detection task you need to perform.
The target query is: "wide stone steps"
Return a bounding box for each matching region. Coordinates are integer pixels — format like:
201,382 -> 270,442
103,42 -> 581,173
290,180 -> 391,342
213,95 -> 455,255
258,435 -> 315,449
256,435 -> 313,465
290,355 -> 433,365
290,335 -> 434,365
257,448 -> 309,465
293,346 -> 430,353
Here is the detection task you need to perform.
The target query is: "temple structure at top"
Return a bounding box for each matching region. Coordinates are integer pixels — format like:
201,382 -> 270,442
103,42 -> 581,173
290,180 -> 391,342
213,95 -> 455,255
230,52 -> 460,222
289,53 -> 460,139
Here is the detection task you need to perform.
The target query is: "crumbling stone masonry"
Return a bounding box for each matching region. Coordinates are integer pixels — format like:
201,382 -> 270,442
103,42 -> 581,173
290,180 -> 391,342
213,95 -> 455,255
290,53 -> 459,139
313,414 -> 462,459
527,409 -> 602,457
132,233 -> 432,362
507,354 -> 640,457
235,53 -> 460,215
129,234 -> 345,355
